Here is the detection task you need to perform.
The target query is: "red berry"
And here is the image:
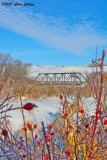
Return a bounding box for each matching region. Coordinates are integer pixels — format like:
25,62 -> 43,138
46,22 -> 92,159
23,155 -> 26,158
76,130 -> 80,133
79,110 -> 84,113
93,115 -> 95,118
27,124 -> 31,129
23,128 -> 27,131
1,129 -> 8,137
46,135 -> 49,139
19,147 -> 21,150
37,141 -> 40,145
97,131 -> 100,134
21,143 -> 23,146
105,129 -> 107,132
64,113 -> 68,117
21,140 -> 23,142
60,95 -> 63,100
68,126 -> 72,129
65,151 -> 70,156
35,135 -> 38,139
34,124 -> 37,129
49,125 -> 52,129
85,124 -> 89,128
45,154 -> 49,159
47,138 -> 50,142
23,103 -> 35,111
93,120 -> 95,124
104,120 -> 107,125
50,132 -> 54,136
66,132 -> 69,135
20,137 -> 22,139
46,135 -> 50,142
96,110 -> 100,114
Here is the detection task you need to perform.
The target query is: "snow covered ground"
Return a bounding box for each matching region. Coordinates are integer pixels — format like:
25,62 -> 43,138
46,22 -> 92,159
1,97 -> 61,132
1,96 -> 96,133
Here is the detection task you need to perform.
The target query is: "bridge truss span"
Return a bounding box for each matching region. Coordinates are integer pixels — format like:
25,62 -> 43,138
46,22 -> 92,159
35,72 -> 88,85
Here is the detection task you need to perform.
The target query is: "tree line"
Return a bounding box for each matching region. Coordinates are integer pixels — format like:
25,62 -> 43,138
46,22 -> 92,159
0,53 -> 32,83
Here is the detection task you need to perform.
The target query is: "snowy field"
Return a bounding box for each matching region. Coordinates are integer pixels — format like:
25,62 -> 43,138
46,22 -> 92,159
27,66 -> 107,79
1,96 -> 96,133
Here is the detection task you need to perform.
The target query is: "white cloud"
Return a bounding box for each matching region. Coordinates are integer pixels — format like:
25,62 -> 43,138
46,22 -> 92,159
0,4 -> 107,55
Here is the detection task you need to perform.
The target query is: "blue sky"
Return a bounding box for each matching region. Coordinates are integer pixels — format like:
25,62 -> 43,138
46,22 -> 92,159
0,0 -> 107,66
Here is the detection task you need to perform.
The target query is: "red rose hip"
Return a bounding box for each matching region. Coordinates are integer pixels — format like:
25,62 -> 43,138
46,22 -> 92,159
60,95 -> 63,100
65,151 -> 70,156
23,103 -> 37,111
2,129 -> 8,137
79,110 -> 84,113
104,120 -> 107,125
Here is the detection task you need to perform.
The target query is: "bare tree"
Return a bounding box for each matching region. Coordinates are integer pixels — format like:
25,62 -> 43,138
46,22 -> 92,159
0,53 -> 13,82
0,53 -> 13,68
0,53 -> 32,84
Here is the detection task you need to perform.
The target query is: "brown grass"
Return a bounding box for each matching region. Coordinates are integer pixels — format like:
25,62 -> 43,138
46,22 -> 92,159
1,78 -> 93,100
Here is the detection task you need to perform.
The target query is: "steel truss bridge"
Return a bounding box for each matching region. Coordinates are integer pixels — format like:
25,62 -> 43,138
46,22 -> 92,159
35,72 -> 88,85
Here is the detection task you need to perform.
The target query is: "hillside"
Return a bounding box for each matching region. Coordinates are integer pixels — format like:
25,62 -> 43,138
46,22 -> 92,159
27,66 -> 107,79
